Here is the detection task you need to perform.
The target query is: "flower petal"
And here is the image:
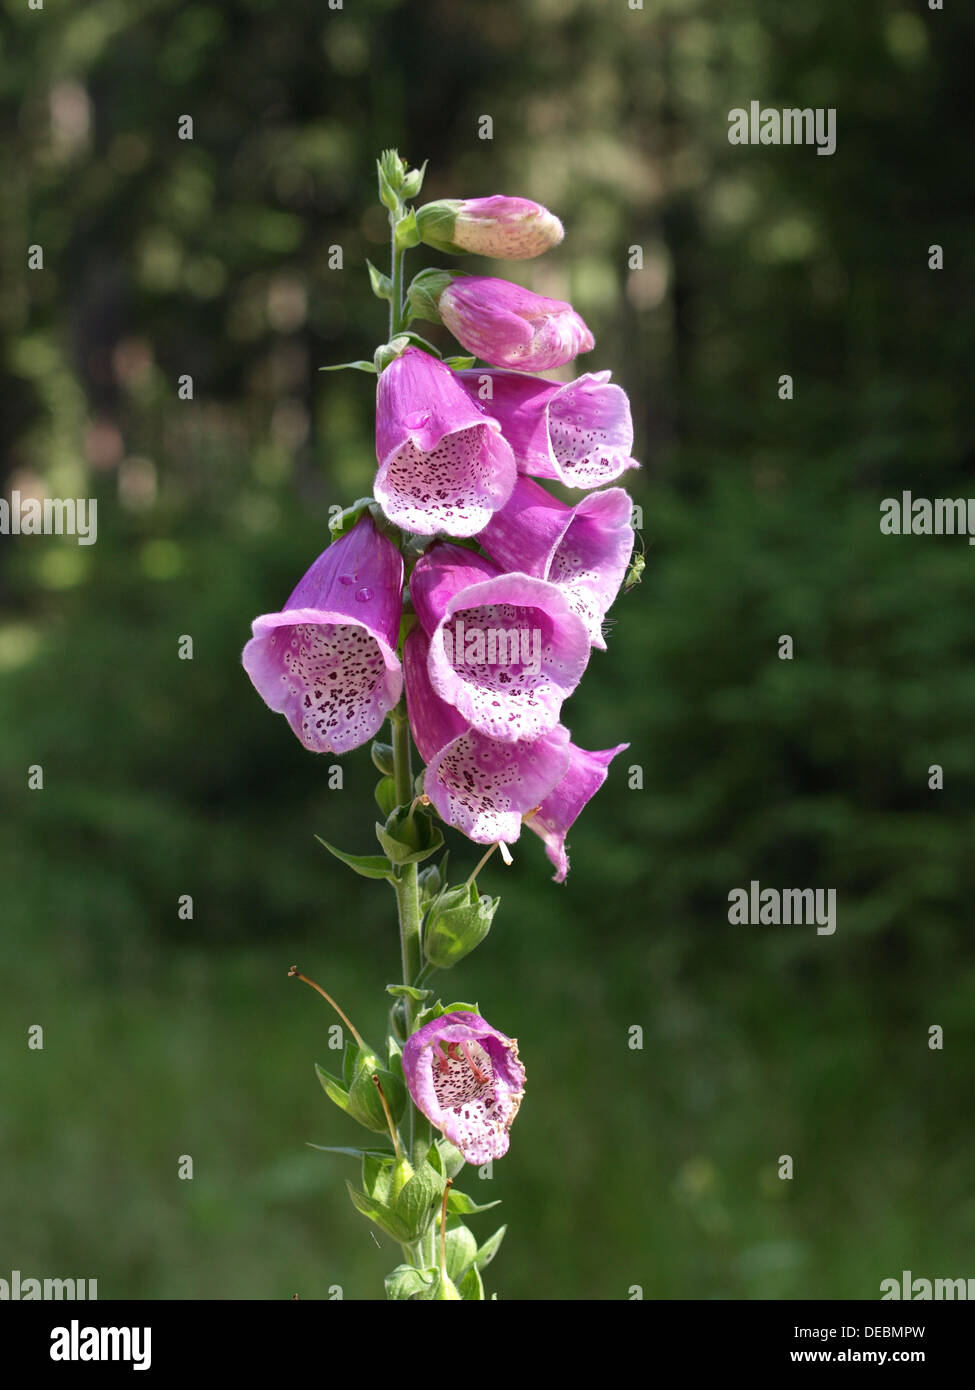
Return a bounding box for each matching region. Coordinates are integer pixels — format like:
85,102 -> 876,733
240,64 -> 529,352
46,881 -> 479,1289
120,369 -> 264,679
440,277 -> 593,372
405,628 -> 571,843
478,477 -> 635,649
402,1011 -> 526,1165
414,557 -> 592,742
528,741 -> 629,882
241,516 -> 404,754
457,369 -> 639,488
375,348 -> 515,536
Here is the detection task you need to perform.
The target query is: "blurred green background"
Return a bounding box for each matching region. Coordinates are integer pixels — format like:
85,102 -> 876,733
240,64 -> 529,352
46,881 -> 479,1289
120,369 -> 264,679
2,0 -> 974,1300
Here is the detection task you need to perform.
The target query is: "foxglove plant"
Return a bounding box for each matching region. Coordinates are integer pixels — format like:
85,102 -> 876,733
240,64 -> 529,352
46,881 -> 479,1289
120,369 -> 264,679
243,150 -> 639,1300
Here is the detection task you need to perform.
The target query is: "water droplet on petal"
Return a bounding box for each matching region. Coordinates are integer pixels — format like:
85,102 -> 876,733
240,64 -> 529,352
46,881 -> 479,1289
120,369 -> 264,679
405,410 -> 431,431
355,586 -> 373,602
338,573 -> 355,586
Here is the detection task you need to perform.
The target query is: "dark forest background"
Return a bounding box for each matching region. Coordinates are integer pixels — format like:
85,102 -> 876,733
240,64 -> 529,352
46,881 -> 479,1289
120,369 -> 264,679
1,0 -> 973,1298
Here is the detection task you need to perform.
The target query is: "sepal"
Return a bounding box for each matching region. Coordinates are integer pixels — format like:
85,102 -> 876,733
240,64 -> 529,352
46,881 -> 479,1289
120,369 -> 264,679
375,805 -> 445,865
385,1264 -> 438,1300
423,881 -> 498,968
406,268 -> 460,324
314,1039 -> 406,1135
346,1156 -> 445,1244
327,497 -> 376,541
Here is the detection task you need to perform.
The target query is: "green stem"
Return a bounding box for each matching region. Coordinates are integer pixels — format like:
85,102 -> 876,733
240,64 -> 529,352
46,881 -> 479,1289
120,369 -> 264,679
387,206 -> 419,1031
389,220 -> 406,338
390,711 -> 422,1014
389,704 -> 432,1170
386,193 -> 433,1217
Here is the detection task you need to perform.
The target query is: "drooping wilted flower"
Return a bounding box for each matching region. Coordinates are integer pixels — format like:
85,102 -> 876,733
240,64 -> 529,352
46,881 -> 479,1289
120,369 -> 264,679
415,195 -> 564,260
410,541 -> 591,743
404,627 -> 571,844
437,276 -> 594,372
457,368 -> 639,488
375,347 -> 516,537
402,1011 -> 526,1165
241,515 -> 403,754
478,476 -> 635,649
527,741 -> 630,882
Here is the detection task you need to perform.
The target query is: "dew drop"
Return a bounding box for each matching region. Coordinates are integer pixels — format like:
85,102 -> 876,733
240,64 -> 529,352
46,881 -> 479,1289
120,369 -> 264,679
355,586 -> 373,602
338,573 -> 355,586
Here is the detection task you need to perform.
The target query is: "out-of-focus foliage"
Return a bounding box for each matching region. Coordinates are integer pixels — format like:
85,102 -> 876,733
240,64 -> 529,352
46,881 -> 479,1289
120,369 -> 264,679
1,0 -> 974,1299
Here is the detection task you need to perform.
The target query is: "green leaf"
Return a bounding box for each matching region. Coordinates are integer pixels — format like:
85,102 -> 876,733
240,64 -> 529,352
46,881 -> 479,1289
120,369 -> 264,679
345,1181 -> 413,1242
366,258 -> 394,301
363,1154 -> 414,1205
443,355 -> 477,370
347,1058 -> 406,1133
386,983 -> 432,1004
342,1039 -> 358,1089
393,1160 -> 445,1239
385,1264 -> 437,1300
394,208 -> 421,251
318,360 -> 377,373
316,837 -> 394,881
305,1143 -> 393,1160
446,1189 -> 502,1216
314,1062 -> 351,1116
362,1153 -> 391,1202
444,1223 -> 478,1283
459,1264 -> 485,1300
474,1224 -> 507,1270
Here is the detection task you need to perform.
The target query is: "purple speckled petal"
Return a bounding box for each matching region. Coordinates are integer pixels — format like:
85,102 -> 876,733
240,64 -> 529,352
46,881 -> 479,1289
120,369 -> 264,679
452,196 -> 564,258
402,1011 -> 526,1165
527,741 -> 629,882
241,515 -> 404,754
411,545 -> 592,743
439,277 -> 594,373
404,628 -> 571,843
478,477 -> 635,650
457,369 -> 639,488
408,541 -> 501,639
375,348 -> 515,537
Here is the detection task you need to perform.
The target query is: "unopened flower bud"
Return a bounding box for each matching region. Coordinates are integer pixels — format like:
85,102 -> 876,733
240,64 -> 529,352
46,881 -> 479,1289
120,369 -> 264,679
417,197 -> 564,260
418,862 -> 444,898
424,884 -> 498,969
